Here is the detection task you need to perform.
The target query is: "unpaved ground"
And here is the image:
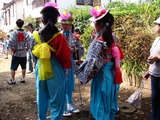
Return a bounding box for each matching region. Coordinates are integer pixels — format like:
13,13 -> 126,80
0,53 -> 152,120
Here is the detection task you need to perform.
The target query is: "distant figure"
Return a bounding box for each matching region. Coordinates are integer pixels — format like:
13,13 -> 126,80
24,22 -> 35,73
7,19 -> 31,85
4,34 -> 10,59
74,27 -> 81,39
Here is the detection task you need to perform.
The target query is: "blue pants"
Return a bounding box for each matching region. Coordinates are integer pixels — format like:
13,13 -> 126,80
90,62 -> 118,120
36,58 -> 66,120
65,57 -> 75,104
151,75 -> 160,120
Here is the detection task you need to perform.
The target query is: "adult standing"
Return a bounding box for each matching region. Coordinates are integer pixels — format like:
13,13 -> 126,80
144,17 -> 160,120
75,6 -> 123,120
4,34 -> 10,59
59,11 -> 84,117
24,22 -> 35,73
7,19 -> 31,84
31,2 -> 71,120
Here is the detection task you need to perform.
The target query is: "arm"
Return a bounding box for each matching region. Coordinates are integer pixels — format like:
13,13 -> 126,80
8,31 -> 17,53
147,55 -> 160,64
112,45 -> 123,84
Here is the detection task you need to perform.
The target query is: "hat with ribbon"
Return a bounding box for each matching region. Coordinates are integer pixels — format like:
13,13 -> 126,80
40,2 -> 58,14
89,6 -> 109,22
59,11 -> 74,24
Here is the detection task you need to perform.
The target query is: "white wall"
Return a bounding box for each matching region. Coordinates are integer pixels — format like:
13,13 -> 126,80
15,0 -> 24,20
56,0 -> 76,12
24,1 -> 42,19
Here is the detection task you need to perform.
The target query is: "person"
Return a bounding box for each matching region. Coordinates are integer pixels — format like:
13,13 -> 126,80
144,16 -> 160,120
24,22 -> 35,73
75,6 -> 123,120
74,27 -> 81,40
4,34 -> 10,59
7,19 -> 31,85
59,11 -> 84,117
31,2 -> 71,120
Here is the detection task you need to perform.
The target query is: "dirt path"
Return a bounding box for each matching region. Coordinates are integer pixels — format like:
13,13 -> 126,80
0,53 -> 152,120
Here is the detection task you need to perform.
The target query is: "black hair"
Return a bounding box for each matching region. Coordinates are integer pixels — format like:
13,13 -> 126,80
16,19 -> 24,28
71,24 -> 74,33
40,7 -> 60,42
97,12 -> 114,48
29,23 -> 34,29
41,7 -> 60,25
75,27 -> 81,34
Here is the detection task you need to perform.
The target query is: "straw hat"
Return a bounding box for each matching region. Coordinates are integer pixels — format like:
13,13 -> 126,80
89,6 -> 109,22
59,11 -> 74,24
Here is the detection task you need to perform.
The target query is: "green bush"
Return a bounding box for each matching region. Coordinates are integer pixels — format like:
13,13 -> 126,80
23,15 -> 37,29
66,1 -> 160,85
68,6 -> 92,34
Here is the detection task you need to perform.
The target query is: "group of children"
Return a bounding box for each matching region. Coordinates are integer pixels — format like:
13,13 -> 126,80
4,1 -> 160,119
6,2 -> 123,120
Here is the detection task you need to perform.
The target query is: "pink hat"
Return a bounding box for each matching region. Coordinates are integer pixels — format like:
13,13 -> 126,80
59,11 -> 74,24
40,2 -> 58,14
89,6 -> 109,22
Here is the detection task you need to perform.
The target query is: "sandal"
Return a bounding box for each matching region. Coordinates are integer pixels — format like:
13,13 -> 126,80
63,110 -> 72,117
7,79 -> 16,85
20,79 -> 26,83
67,104 -> 80,113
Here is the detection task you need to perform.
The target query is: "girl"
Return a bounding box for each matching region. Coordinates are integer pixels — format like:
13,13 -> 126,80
32,2 -> 71,120
75,6 -> 123,120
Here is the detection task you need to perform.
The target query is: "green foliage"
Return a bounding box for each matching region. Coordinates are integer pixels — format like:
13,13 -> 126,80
108,1 -> 159,84
80,25 -> 94,58
68,6 -> 92,33
67,6 -> 93,59
23,15 -> 37,28
65,1 -> 160,85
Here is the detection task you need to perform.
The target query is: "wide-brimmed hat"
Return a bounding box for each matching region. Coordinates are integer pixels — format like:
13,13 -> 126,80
59,11 -> 74,24
89,6 -> 109,22
40,2 -> 58,14
153,17 -> 160,24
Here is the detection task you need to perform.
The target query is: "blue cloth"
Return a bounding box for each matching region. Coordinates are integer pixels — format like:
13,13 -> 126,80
35,58 -> 66,120
63,31 -> 71,38
90,62 -> 119,120
151,75 -> 160,120
66,56 -> 75,104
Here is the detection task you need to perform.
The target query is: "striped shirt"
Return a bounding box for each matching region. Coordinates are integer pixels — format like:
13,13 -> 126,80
8,29 -> 31,57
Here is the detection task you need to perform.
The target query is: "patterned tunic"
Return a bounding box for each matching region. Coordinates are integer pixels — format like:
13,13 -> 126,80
75,37 -> 108,84
8,29 -> 31,57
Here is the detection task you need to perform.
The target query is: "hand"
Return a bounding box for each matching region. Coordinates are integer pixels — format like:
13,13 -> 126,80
143,71 -> 150,80
147,55 -> 158,64
70,47 -> 75,54
78,80 -> 83,85
11,48 -> 15,54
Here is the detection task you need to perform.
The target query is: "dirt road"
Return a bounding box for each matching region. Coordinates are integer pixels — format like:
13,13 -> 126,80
0,53 -> 152,120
